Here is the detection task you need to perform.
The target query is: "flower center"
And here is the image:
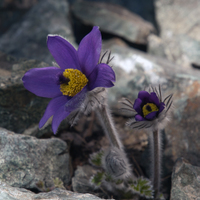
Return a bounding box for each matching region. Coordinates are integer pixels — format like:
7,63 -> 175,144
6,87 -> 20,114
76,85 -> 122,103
142,103 -> 159,117
60,69 -> 88,97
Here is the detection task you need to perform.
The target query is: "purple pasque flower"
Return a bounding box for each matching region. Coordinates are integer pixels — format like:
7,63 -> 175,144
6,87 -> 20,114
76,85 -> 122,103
22,26 -> 115,134
120,86 -> 173,130
133,90 -> 165,122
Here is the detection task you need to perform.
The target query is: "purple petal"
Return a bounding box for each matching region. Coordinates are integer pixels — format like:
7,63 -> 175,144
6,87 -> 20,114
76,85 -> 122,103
135,114 -> 145,121
159,102 -> 165,113
39,95 -> 70,129
78,26 -> 102,77
22,67 -> 63,98
138,91 -> 150,104
145,111 -> 158,120
47,35 -> 81,70
65,86 -> 88,111
52,104 -> 71,134
88,63 -> 115,90
52,86 -> 88,134
133,98 -> 142,115
149,92 -> 160,107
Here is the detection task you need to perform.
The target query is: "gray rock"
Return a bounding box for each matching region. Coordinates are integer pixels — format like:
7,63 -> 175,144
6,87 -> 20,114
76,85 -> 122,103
34,188 -> 104,200
0,0 -> 75,64
170,158 -> 200,200
148,0 -> 200,69
147,34 -> 167,58
0,127 -> 72,189
0,0 -> 38,36
0,182 -> 35,200
0,55 -> 51,135
69,0 -> 157,29
71,1 -> 155,44
164,89 -> 200,172
0,181 -> 103,200
156,0 -> 200,41
0,0 -> 37,9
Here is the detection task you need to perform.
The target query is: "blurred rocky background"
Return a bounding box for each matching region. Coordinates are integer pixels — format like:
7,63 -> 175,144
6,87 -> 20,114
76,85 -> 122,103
1,0 -> 200,199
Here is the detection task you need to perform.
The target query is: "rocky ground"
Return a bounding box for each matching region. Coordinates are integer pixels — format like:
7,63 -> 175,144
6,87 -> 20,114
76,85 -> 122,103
0,0 -> 200,199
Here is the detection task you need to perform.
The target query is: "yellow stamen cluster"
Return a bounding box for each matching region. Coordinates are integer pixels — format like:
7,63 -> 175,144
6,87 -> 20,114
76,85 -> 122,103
60,69 -> 88,97
142,103 -> 159,117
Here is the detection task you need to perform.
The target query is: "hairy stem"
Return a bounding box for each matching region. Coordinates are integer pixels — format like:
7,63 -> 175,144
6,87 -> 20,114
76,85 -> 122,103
96,105 -> 123,150
152,130 -> 162,198
97,105 -> 133,180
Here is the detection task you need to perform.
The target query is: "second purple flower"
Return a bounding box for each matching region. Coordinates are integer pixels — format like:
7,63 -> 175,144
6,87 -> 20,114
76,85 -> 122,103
133,90 -> 165,121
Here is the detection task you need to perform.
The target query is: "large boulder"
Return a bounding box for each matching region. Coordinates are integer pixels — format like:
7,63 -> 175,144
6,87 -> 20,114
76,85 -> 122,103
170,158 -> 200,200
71,1 -> 155,45
0,0 -> 38,36
0,0 -> 75,64
69,0 -> 157,29
0,127 -> 72,189
0,181 -> 104,200
148,0 -> 200,69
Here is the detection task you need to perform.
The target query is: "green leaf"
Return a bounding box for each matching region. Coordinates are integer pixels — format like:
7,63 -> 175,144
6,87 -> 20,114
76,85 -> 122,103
115,179 -> 123,185
105,173 -> 113,182
90,150 -> 104,167
104,172 -> 124,186
53,177 -> 65,189
129,177 -> 154,199
91,171 -> 104,187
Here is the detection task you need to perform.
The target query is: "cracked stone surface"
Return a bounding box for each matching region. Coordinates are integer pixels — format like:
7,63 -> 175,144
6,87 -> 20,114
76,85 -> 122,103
71,1 -> 155,45
0,127 -> 72,189
0,0 -> 75,64
170,158 -> 200,200
0,181 -> 103,200
148,0 -> 200,69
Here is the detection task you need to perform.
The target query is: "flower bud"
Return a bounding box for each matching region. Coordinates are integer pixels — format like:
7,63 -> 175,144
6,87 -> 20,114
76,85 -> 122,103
102,147 -> 131,180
